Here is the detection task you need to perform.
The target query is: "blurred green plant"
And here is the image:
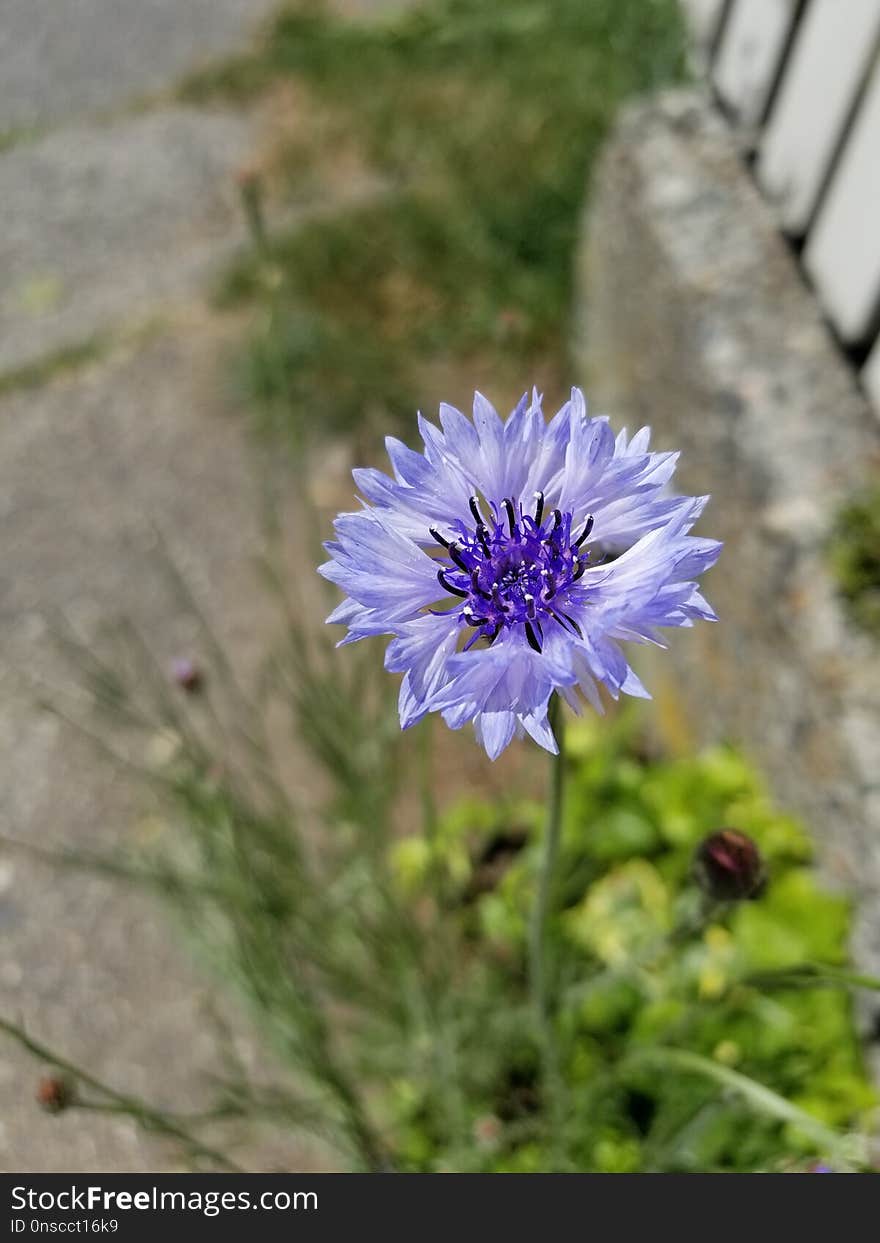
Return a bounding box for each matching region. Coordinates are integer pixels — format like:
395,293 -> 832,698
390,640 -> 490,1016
192,0 -> 688,441
829,483 -> 880,638
390,714 -> 876,1171
3,586 -> 875,1170
2,0 -> 877,1180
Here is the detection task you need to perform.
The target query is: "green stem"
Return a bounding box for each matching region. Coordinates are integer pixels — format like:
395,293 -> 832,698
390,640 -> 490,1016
307,1031 -> 388,1172
749,963 -> 880,993
418,715 -> 438,846
416,716 -> 470,1152
225,913 -> 388,1173
622,1046 -> 864,1165
0,1016 -> 242,1172
528,696 -> 566,1164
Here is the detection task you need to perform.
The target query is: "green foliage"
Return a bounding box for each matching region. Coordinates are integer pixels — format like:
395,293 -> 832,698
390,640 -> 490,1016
389,715 -> 875,1171
829,483 -> 880,637
209,0 -> 687,440
3,0 -> 875,1178
6,569 -> 875,1172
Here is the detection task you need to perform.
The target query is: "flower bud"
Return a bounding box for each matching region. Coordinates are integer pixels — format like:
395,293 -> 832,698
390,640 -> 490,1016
36,1075 -> 73,1114
694,829 -> 765,902
473,1115 -> 502,1148
171,657 -> 202,693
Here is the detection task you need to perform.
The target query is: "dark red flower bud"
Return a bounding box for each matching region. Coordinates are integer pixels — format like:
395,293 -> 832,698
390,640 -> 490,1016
36,1075 -> 73,1114
694,829 -> 765,902
234,163 -> 261,192
171,657 -> 203,693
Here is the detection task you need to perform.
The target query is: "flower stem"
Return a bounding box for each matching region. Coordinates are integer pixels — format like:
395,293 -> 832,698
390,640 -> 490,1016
622,1046 -> 865,1166
418,715 -> 438,846
0,1015 -> 242,1171
528,696 -> 565,1163
748,963 -> 880,993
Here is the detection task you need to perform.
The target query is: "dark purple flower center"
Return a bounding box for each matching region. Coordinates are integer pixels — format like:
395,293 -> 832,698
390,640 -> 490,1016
430,493 -> 592,652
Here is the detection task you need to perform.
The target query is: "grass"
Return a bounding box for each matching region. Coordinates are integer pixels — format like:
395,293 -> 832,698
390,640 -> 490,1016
0,336 -> 109,398
11,618 -> 874,1171
829,483 -> 880,638
2,0 -> 875,1177
193,0 -> 687,442
0,124 -> 46,154
0,316 -> 169,399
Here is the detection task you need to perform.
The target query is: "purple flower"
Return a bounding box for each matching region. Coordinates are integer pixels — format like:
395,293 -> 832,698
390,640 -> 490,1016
320,389 -> 721,759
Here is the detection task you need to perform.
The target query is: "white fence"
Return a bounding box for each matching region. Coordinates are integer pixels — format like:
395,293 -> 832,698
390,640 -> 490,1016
682,0 -> 880,415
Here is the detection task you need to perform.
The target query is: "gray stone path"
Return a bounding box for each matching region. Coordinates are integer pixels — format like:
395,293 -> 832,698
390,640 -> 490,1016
0,321 -> 320,1172
0,109 -> 256,372
0,1 -> 280,130
0,0 -> 384,1174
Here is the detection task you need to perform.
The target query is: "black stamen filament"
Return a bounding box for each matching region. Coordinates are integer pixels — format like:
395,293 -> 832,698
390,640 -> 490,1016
525,620 -> 543,652
470,569 -> 488,598
437,569 -> 468,597
575,515 -> 594,548
431,494 -> 590,656
429,526 -> 452,550
449,542 -> 470,573
550,607 -> 583,639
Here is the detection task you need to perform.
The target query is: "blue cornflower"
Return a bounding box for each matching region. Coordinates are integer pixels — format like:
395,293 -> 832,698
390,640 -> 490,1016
320,389 -> 721,759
